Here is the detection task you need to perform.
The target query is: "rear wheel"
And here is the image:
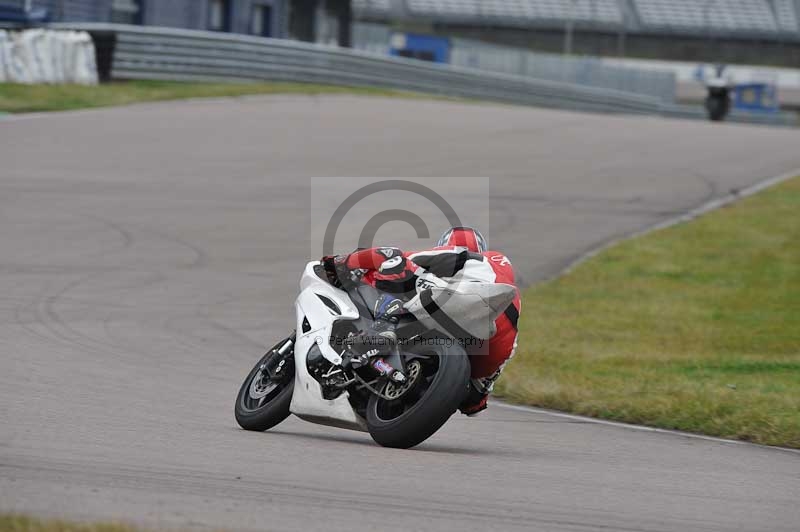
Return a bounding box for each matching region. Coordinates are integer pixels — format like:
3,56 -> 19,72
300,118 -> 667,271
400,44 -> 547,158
235,336 -> 295,431
366,344 -> 471,449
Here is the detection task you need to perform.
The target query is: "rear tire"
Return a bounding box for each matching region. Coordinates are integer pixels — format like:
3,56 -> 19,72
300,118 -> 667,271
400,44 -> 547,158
366,344 -> 471,449
235,338 -> 294,432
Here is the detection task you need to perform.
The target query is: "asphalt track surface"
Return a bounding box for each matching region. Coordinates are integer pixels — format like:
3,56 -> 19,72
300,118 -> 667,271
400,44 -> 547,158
2,96 -> 800,532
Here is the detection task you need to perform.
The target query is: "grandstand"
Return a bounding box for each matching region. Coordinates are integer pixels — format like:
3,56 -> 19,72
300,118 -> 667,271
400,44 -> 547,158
403,0 -> 623,25
636,0 -> 774,33
354,0 -> 800,38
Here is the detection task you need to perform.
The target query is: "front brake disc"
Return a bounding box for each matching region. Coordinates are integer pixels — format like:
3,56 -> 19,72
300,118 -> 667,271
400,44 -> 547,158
383,360 -> 422,400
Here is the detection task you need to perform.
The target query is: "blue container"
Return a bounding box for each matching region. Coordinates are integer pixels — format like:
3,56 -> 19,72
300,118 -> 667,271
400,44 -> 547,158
389,33 -> 450,64
732,83 -> 779,113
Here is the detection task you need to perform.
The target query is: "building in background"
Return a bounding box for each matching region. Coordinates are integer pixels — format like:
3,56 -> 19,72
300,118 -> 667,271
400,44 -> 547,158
0,0 -> 358,46
286,0 -> 351,46
0,0 -> 291,39
7,0 -> 799,66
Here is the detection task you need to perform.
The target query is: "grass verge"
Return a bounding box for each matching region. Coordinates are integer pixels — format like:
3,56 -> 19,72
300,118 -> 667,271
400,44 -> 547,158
0,514 -> 140,532
497,176 -> 800,448
0,80 -> 420,113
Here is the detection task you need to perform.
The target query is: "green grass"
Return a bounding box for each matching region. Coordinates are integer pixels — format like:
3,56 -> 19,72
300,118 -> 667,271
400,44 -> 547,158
497,176 -> 800,448
0,515 -> 141,532
0,80 -> 421,113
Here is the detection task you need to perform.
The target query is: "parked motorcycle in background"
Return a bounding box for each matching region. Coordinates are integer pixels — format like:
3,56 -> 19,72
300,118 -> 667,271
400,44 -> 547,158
705,64 -> 732,122
235,261 -> 515,448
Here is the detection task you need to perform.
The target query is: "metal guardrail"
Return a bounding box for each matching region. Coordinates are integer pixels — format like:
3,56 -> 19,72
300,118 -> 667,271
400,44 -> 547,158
351,23 -> 677,103
449,38 -> 677,104
47,23 -> 668,114
46,23 -> 798,126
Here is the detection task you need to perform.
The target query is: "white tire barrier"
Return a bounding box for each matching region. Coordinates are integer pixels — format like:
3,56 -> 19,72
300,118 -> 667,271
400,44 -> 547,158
0,29 -> 98,84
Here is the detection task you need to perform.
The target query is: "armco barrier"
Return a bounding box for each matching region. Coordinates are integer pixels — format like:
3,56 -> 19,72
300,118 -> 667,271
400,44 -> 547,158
449,38 -> 677,103
47,23 -> 664,114
48,23 -> 797,126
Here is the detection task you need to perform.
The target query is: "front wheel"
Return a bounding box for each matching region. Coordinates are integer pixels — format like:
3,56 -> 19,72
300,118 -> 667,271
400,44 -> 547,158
235,336 -> 295,431
366,344 -> 471,448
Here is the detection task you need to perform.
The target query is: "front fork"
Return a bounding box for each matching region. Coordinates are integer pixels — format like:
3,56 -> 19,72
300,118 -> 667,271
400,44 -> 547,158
262,332 -> 296,380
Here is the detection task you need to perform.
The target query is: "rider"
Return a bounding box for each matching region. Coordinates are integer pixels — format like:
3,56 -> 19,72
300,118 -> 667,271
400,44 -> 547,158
322,227 -> 520,416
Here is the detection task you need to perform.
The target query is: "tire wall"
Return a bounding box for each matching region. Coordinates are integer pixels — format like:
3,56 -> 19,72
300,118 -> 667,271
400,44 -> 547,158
0,29 -> 98,84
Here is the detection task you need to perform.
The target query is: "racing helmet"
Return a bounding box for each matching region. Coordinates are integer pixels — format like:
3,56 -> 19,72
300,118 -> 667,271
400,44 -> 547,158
436,226 -> 487,254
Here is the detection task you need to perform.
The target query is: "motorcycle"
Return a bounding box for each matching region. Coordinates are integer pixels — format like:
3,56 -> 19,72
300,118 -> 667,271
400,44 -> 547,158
705,70 -> 731,122
235,260 -> 516,448
705,86 -> 731,122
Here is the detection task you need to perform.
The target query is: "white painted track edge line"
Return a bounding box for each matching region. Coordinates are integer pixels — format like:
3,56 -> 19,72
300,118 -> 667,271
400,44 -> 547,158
500,166 -> 800,455
494,402 -> 800,454
560,166 -> 800,277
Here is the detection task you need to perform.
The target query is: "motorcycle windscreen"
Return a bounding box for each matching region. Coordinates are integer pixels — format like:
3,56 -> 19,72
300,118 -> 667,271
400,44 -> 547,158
404,282 -> 516,340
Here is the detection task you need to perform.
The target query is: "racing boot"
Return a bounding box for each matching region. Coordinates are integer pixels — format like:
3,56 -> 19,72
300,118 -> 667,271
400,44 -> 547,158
459,378 -> 491,417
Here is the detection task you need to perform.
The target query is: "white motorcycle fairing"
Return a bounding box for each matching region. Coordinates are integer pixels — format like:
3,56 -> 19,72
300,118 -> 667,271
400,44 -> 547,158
287,260 -> 515,433
289,261 -> 368,432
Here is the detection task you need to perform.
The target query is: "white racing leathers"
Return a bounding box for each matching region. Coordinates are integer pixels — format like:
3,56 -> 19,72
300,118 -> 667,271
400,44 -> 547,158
403,248 -> 516,341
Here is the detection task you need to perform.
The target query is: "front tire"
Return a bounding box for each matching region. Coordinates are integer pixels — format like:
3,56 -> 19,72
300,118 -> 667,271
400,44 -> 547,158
235,337 -> 295,431
366,344 -> 471,449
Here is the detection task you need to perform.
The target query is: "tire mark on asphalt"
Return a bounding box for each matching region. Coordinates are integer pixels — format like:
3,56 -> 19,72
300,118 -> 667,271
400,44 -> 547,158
79,214 -> 135,259
38,273 -> 129,357
138,225 -> 209,271
21,210 -> 220,364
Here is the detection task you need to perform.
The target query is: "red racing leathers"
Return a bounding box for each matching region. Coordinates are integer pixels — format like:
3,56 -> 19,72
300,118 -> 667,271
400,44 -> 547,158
340,246 -> 520,382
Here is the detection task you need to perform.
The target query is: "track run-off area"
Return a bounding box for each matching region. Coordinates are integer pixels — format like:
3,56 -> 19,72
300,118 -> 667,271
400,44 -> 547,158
2,95 -> 800,532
